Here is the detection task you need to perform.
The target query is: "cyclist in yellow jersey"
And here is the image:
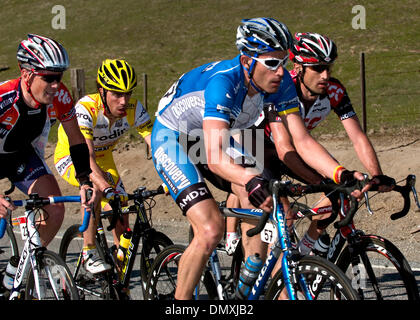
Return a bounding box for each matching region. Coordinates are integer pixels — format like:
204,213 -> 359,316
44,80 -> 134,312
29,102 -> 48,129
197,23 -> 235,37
54,59 -> 152,274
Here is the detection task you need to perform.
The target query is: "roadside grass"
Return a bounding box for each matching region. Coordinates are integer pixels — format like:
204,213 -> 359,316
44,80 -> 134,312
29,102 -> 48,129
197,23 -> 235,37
0,0 -> 418,142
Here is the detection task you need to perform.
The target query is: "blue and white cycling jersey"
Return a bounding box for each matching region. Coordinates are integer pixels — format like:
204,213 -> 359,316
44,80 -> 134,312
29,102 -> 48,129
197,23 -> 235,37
152,54 -> 300,214
156,54 -> 299,134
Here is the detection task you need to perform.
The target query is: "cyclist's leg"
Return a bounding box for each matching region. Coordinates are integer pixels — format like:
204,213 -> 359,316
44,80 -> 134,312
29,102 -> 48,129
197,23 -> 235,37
179,199 -> 224,299
12,149 -> 64,247
151,122 -> 224,300
225,193 -> 241,255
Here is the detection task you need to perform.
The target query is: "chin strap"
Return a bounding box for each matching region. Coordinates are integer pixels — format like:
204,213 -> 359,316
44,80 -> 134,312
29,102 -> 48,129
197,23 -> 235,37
243,53 -> 267,96
100,89 -> 111,115
298,66 -> 319,97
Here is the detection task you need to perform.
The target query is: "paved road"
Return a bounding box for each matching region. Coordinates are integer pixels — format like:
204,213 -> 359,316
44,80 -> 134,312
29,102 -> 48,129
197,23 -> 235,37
6,215 -> 420,300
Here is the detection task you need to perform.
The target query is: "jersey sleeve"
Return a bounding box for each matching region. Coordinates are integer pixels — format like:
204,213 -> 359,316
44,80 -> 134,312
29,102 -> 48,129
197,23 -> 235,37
203,76 -> 235,124
265,70 -> 300,116
74,101 -> 95,140
131,100 -> 153,138
327,78 -> 356,120
52,83 -> 76,122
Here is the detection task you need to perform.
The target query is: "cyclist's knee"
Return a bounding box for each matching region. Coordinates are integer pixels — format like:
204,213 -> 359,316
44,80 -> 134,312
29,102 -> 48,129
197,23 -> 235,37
45,203 -> 65,227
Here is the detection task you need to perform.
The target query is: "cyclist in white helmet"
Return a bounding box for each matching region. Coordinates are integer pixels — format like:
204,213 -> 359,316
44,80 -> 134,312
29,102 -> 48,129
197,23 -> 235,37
0,34 -> 95,246
151,18 -> 369,299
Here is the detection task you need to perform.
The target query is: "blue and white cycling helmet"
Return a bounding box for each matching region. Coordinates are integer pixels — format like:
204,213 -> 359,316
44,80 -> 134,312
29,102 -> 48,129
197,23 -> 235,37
236,17 -> 293,56
17,34 -> 69,72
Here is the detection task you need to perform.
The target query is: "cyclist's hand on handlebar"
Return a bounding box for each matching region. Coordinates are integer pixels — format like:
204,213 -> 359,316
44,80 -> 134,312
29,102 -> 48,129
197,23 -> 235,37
0,195 -> 15,218
103,187 -> 128,203
245,175 -> 273,212
371,174 -> 396,192
339,170 -> 369,200
79,181 -> 95,212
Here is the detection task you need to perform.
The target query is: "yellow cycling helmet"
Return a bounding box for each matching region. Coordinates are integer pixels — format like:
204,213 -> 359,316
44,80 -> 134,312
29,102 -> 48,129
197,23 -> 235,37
97,59 -> 137,92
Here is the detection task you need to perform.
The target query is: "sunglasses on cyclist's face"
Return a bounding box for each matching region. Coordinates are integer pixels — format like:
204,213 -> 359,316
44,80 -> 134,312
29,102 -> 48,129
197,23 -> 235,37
308,64 -> 333,73
251,55 -> 289,71
34,72 -> 63,83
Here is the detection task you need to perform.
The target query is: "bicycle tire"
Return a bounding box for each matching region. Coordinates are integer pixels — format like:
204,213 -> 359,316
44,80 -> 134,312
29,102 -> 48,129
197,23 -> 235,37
145,244 -> 218,300
336,235 -> 420,300
265,255 -> 359,300
25,250 -> 79,300
0,223 -> 19,270
139,230 -> 173,296
59,224 -> 117,300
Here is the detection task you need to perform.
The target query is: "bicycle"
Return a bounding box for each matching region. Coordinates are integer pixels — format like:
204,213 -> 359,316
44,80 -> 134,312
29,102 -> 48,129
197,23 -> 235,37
0,189 -> 86,300
289,174 -> 420,300
145,179 -> 364,300
59,184 -> 173,300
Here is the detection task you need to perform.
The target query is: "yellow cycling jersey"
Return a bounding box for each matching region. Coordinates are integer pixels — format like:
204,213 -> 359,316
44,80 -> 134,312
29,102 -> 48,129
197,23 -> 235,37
54,93 -> 152,193
55,93 -> 152,158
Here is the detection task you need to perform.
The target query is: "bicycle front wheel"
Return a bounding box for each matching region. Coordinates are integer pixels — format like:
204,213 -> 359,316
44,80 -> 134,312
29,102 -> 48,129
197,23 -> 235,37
265,255 -> 359,300
145,244 -> 217,300
0,223 -> 19,270
25,250 -> 79,300
140,230 -> 173,295
336,235 -> 419,300
59,224 -> 117,300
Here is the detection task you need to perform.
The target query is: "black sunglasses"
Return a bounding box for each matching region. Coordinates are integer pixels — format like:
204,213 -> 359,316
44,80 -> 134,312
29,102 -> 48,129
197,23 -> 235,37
309,64 -> 332,73
35,72 -> 63,83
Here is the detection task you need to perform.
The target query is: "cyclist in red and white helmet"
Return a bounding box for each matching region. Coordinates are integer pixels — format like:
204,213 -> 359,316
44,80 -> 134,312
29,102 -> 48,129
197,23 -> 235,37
226,32 -> 394,258
0,34 -> 95,246
251,32 -> 394,254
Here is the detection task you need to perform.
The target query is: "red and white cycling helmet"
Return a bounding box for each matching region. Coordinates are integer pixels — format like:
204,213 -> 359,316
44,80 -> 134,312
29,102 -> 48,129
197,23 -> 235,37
289,32 -> 337,65
17,34 -> 69,72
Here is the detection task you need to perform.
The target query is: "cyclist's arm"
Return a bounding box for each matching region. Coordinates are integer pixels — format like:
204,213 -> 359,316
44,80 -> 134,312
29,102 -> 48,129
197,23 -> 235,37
60,117 -> 95,207
269,120 -> 323,184
203,119 -> 258,187
280,111 -> 368,194
341,116 -> 393,192
341,115 -> 382,177
83,138 -> 113,193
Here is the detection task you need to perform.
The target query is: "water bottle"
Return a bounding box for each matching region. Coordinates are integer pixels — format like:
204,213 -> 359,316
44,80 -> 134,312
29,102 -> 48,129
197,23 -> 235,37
311,232 -> 330,257
117,229 -> 132,264
235,253 -> 263,300
2,255 -> 19,290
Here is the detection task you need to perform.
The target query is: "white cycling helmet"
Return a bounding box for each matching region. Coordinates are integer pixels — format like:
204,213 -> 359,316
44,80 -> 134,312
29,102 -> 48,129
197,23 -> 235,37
17,34 -> 69,72
236,17 -> 293,56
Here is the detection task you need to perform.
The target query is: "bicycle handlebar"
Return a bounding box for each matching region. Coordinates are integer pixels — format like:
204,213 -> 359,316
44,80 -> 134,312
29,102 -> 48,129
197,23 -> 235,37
389,174 -> 415,220
0,193 -> 92,238
246,175 -> 416,238
0,218 -> 6,238
246,179 -> 366,237
106,185 -> 166,232
79,188 -> 94,233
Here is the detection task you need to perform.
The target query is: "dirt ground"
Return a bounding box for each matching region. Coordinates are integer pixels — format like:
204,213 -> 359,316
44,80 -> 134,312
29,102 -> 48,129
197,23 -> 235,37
2,128 -> 420,263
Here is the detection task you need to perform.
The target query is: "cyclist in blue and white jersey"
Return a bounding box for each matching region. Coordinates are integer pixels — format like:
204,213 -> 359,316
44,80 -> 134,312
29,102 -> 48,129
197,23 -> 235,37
151,17 -> 367,300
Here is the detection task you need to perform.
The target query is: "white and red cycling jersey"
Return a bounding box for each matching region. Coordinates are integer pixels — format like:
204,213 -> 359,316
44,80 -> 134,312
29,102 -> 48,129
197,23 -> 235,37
0,77 -> 75,156
253,69 -> 356,144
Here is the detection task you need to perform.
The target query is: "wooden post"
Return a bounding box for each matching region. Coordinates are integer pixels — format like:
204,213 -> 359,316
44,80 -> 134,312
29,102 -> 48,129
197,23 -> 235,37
360,52 -> 367,133
143,73 -> 151,159
70,68 -> 85,102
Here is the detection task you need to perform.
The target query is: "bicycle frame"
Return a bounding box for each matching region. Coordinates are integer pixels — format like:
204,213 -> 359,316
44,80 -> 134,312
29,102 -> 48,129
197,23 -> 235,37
2,194 -> 82,300
213,187 -> 312,300
69,186 -> 168,298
